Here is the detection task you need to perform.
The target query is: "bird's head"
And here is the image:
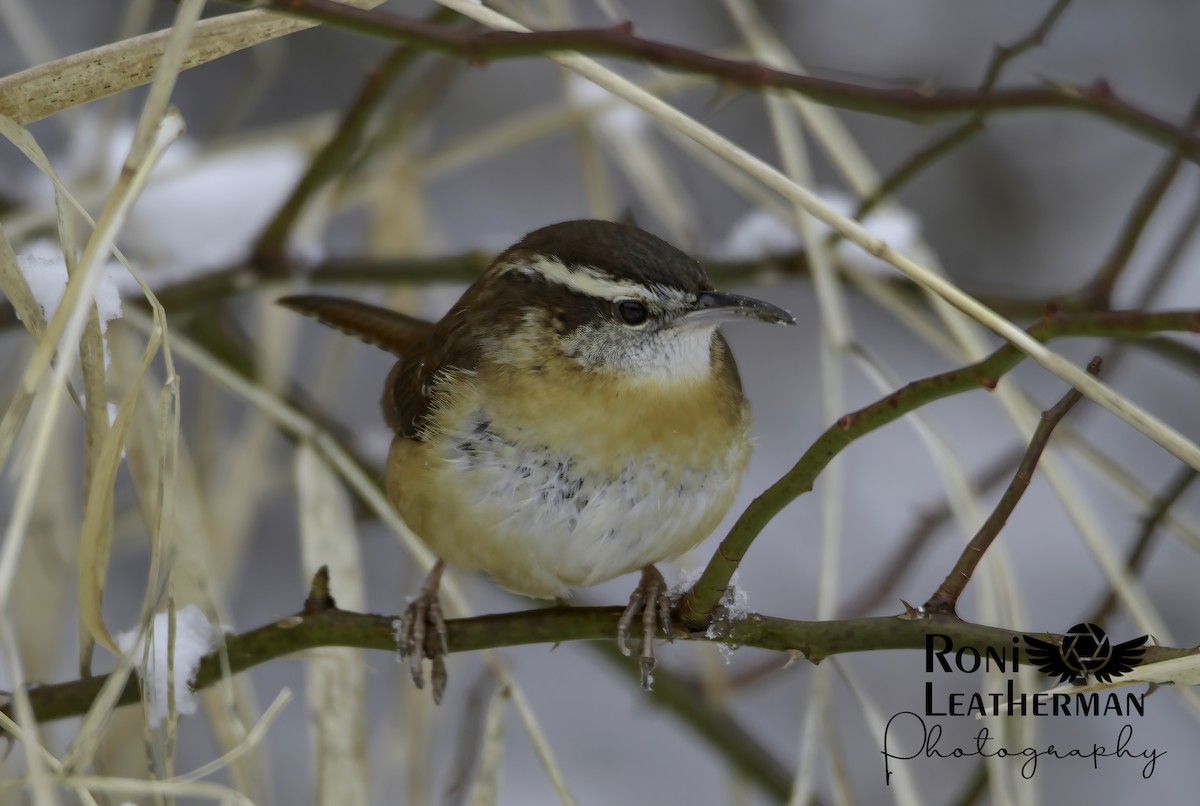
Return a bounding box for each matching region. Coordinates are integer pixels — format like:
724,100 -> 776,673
468,220 -> 794,383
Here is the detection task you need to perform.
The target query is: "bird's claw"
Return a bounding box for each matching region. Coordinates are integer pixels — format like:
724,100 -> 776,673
616,565 -> 672,690
396,560 -> 449,703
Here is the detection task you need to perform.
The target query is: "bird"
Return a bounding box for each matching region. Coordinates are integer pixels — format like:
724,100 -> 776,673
280,219 -> 794,701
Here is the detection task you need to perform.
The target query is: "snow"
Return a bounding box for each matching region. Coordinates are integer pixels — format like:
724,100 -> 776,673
821,188 -> 922,274
704,572 -> 750,662
127,134 -> 319,278
669,565 -> 705,600
565,74 -> 650,140
18,118 -> 319,289
718,189 -> 922,275
114,605 -> 224,727
669,568 -> 750,662
15,239 -> 125,371
15,239 -> 124,331
718,209 -> 802,260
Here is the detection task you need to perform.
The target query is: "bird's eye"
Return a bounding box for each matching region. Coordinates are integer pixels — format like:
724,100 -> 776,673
616,299 -> 649,325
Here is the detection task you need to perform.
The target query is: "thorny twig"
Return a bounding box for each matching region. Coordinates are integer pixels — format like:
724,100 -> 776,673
923,357 -> 1101,614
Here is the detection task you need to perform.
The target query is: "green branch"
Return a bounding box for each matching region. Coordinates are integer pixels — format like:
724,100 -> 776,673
10,594 -> 1195,727
678,309 -> 1200,624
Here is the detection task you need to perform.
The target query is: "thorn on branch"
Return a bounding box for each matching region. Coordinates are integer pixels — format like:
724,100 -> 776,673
1086,78 -> 1116,100
676,308 -> 1198,625
304,565 -> 338,614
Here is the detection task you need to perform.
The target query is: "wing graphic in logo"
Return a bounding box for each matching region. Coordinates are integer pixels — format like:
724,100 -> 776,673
1024,623 -> 1148,684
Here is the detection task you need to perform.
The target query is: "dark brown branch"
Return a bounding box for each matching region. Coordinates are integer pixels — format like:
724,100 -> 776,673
1084,93 -> 1200,305
948,447 -> 1189,806
120,250 -> 806,315
855,0 -> 1074,219
251,6 -> 464,268
589,643 -> 793,801
0,245 -> 1173,337
212,0 -> 1200,162
1089,466 -> 1200,624
253,50 -> 426,266
677,309 -> 1200,626
840,447 -> 1024,618
1131,179 -> 1200,309
923,357 -> 1100,614
9,597 -> 1196,727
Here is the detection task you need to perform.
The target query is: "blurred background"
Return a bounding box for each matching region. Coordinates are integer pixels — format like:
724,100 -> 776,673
2,1 -> 1200,804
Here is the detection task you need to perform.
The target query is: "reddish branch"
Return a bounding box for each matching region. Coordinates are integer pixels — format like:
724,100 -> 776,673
854,0 -> 1075,219
222,0 -> 1200,162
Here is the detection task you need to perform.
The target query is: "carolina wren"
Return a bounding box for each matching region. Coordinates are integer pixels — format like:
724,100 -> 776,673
281,220 -> 793,700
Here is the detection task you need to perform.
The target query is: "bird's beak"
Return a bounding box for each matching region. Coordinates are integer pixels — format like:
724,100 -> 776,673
683,291 -> 796,327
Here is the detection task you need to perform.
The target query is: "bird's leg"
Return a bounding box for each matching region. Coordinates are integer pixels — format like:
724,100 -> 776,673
616,565 -> 673,690
397,559 -> 449,703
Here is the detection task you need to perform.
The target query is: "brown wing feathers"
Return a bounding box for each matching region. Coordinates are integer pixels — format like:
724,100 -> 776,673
277,294 -> 432,357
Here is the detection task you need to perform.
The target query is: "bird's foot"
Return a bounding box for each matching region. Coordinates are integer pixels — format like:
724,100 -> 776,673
616,565 -> 673,690
396,559 -> 449,704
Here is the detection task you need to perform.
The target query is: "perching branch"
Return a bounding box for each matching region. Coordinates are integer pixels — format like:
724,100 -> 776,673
923,357 -> 1099,614
7,568 -> 1196,727
210,0 -> 1200,163
677,309 -> 1200,625
13,309 -> 1189,731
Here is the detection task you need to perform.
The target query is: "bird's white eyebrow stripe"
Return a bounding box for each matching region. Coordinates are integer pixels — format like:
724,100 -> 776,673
504,256 -> 648,300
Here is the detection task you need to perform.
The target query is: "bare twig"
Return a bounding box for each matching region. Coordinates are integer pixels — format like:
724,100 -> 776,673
209,0 -> 1200,161
251,6 -> 460,267
923,357 -> 1100,614
1084,93 -> 1200,305
1089,465 -> 1200,624
854,0 -> 1074,219
840,447 -> 1024,618
590,643 -> 793,801
678,311 -> 1199,626
7,578 -> 1196,728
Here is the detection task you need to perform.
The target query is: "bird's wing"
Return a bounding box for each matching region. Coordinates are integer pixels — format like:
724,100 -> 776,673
1095,635 -> 1149,683
381,297 -> 483,440
278,294 -> 433,357
1023,635 -> 1074,683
